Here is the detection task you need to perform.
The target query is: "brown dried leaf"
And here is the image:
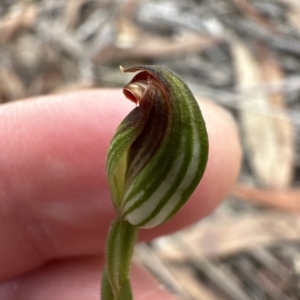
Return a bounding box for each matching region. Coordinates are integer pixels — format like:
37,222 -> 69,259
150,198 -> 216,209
232,183 -> 300,212
259,44 -> 295,188
232,40 -> 295,189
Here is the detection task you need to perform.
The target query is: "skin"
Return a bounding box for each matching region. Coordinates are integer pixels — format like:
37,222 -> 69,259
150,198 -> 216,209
0,89 -> 241,300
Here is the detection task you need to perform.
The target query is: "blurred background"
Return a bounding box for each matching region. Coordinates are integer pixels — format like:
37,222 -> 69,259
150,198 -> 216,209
1,0 -> 300,299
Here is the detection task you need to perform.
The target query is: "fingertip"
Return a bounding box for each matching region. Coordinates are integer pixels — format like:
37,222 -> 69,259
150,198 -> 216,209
0,89 -> 132,280
0,90 -> 241,280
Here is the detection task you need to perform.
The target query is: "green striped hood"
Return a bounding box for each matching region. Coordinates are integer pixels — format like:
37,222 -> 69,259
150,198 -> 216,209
106,65 -> 209,229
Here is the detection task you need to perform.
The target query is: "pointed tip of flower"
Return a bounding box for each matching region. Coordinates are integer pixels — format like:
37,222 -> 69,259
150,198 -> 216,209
119,65 -> 126,72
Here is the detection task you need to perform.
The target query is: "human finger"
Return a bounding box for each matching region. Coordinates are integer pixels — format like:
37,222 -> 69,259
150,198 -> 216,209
0,90 -> 240,281
0,255 -> 179,300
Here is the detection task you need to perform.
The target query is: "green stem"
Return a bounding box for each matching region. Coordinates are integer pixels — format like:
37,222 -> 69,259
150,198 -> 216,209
101,217 -> 139,300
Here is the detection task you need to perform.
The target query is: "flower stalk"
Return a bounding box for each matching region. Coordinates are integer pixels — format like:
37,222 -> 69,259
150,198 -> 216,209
101,218 -> 138,300
101,65 -> 209,299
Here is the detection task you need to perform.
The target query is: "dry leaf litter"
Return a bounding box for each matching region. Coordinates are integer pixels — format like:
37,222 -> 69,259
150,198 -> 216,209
1,0 -> 300,299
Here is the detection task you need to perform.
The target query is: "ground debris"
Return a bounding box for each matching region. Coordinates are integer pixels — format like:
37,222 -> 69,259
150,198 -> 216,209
1,0 -> 300,299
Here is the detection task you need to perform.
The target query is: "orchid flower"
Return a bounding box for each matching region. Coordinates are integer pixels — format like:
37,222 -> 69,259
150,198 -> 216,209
101,65 -> 209,300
